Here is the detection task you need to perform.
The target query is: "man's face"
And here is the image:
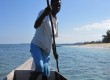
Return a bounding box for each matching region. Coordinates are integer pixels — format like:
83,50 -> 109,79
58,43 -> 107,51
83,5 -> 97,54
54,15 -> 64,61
51,0 -> 61,14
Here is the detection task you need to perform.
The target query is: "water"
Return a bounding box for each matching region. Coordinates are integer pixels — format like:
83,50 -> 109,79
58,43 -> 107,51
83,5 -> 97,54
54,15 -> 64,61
0,44 -> 110,80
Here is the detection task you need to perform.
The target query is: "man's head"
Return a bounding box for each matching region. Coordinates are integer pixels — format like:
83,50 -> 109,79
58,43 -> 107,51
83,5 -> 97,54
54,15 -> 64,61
51,0 -> 61,15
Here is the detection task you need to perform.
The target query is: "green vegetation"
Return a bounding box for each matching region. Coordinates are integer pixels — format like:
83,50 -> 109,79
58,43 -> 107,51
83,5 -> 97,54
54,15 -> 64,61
102,30 -> 110,43
84,41 -> 102,44
83,30 -> 110,44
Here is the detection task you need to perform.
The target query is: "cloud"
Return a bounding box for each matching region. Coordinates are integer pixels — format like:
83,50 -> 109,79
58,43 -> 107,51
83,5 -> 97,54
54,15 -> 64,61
57,19 -> 110,43
73,19 -> 110,31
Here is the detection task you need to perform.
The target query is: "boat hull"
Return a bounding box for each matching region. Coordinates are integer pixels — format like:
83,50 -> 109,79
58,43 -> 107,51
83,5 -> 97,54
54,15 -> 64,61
4,58 -> 67,80
12,70 -> 66,80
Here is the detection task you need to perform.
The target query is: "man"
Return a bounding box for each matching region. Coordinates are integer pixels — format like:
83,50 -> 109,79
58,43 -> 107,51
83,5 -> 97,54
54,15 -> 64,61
30,0 -> 61,80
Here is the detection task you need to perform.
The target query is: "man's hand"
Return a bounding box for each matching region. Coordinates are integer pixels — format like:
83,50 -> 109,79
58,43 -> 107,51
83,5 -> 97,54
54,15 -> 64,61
44,6 -> 52,16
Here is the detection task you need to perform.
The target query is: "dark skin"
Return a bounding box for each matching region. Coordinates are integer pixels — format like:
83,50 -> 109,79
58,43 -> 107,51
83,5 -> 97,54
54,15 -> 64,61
34,0 -> 61,28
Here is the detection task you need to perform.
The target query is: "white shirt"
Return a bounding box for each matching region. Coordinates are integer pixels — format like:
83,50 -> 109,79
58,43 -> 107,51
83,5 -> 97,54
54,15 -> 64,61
31,10 -> 58,54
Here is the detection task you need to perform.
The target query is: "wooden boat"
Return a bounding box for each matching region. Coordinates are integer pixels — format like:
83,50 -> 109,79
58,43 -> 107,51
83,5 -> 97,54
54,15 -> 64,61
4,58 -> 67,80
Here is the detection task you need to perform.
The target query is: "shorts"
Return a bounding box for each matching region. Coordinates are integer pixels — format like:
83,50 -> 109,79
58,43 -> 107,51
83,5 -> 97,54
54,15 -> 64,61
30,43 -> 50,76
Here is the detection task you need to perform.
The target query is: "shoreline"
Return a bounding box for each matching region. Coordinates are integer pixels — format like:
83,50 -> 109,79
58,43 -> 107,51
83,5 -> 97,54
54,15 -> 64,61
78,43 -> 110,48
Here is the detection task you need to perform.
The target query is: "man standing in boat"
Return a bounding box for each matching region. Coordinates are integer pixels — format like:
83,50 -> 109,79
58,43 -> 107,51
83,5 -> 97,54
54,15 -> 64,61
30,0 -> 61,80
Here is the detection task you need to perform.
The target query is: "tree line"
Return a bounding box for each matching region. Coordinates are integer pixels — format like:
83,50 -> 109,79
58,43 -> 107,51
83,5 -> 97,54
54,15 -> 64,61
84,30 -> 110,44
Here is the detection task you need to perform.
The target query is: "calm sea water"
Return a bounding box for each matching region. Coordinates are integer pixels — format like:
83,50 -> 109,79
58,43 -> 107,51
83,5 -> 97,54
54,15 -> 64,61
0,44 -> 110,80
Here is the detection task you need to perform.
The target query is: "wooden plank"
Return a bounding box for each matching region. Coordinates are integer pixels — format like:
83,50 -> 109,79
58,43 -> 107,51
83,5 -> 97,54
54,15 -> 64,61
14,70 -> 56,80
4,58 -> 34,80
14,70 -> 67,80
4,58 -> 67,80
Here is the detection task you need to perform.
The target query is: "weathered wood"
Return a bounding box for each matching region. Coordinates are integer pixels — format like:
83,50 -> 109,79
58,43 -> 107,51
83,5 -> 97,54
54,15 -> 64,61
14,70 -> 56,80
4,58 -> 67,80
4,58 -> 34,80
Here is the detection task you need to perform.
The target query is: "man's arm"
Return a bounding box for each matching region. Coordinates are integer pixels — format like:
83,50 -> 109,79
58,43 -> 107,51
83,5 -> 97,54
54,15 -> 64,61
34,6 -> 51,29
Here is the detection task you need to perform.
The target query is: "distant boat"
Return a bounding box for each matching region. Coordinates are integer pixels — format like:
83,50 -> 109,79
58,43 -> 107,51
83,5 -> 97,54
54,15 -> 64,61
4,58 -> 67,80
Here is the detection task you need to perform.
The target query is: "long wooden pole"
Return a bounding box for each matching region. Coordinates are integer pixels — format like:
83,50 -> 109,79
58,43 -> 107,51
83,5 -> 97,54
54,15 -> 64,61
46,0 -> 59,72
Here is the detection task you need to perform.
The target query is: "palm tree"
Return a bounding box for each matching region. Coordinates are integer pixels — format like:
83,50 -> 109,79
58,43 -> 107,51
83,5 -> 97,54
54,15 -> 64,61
102,30 -> 110,43
107,30 -> 110,37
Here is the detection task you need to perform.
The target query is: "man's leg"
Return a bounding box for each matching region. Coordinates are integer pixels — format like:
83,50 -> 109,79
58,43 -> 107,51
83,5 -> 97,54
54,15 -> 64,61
30,43 -> 44,80
42,51 -> 51,80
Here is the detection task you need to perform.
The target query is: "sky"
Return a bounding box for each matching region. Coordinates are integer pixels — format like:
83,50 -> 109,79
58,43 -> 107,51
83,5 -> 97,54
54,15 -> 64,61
1,0 -> 110,44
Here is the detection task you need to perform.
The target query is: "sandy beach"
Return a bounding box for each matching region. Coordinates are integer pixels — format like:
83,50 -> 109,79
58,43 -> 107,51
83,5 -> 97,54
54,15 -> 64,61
79,43 -> 110,48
